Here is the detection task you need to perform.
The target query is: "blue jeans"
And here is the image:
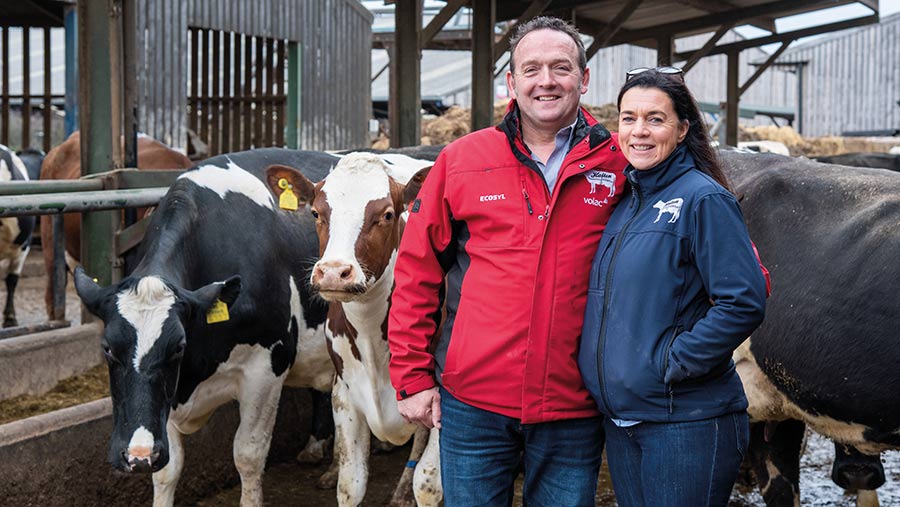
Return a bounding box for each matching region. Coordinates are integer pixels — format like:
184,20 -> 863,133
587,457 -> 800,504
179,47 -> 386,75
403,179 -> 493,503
439,387 -> 604,507
603,412 -> 749,507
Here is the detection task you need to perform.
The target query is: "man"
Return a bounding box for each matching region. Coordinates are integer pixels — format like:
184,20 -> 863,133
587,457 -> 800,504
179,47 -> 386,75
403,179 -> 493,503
388,16 -> 628,506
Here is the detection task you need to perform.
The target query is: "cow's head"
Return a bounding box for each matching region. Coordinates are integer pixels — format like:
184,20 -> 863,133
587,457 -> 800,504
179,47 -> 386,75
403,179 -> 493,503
74,267 -> 241,473
266,152 -> 430,303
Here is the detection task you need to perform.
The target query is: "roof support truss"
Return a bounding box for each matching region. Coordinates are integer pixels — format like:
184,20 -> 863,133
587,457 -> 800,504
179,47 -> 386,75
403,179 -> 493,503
585,0 -> 643,60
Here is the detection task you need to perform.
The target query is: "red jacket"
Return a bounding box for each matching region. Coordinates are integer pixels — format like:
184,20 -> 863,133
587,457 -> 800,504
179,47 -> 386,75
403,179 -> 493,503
388,103 -> 628,423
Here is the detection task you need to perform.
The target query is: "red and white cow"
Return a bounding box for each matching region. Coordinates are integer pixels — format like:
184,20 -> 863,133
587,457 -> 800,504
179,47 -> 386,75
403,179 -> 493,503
268,152 -> 441,507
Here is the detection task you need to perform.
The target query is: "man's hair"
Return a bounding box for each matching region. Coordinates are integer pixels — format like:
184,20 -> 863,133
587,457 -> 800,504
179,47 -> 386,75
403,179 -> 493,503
508,16 -> 587,74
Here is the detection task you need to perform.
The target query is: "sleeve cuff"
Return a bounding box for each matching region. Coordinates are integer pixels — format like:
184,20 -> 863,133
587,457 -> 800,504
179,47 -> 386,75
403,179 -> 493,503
396,376 -> 436,400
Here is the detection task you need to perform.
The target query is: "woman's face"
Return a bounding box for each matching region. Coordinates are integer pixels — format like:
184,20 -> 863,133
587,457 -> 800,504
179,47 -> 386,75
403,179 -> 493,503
618,87 -> 689,170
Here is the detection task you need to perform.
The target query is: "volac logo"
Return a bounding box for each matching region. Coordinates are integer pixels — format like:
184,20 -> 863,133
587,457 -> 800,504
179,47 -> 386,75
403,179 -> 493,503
584,197 -> 607,207
653,198 -> 684,223
585,170 -> 616,197
479,194 -> 506,202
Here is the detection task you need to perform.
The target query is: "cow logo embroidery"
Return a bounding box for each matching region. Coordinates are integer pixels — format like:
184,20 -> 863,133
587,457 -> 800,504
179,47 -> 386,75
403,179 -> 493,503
653,198 -> 684,223
585,170 -> 616,197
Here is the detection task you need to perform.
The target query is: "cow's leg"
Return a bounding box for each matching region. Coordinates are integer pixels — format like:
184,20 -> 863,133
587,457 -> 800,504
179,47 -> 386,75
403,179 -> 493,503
233,377 -> 284,507
749,419 -> 805,507
151,421 -> 185,507
3,273 -> 18,327
388,425 -> 430,507
831,443 -> 884,507
413,427 -> 442,507
332,382 -> 371,507
298,389 -> 334,464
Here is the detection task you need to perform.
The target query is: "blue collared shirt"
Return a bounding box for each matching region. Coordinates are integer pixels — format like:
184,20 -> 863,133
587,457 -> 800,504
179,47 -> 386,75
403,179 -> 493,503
530,119 -> 577,194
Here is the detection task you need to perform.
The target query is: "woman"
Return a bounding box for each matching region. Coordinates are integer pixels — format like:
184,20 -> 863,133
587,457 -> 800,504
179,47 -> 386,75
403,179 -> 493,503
577,67 -> 767,506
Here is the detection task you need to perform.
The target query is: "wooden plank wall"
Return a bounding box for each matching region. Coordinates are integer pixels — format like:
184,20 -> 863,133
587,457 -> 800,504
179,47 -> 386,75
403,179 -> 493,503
780,13 -> 900,137
135,0 -> 373,152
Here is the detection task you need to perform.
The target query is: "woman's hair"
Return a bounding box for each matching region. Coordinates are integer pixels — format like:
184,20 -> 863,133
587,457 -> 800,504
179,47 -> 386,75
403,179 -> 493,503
616,70 -> 732,192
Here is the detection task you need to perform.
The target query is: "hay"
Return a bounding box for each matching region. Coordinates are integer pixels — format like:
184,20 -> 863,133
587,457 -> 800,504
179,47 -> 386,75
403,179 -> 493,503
0,364 -> 109,425
740,125 -> 899,158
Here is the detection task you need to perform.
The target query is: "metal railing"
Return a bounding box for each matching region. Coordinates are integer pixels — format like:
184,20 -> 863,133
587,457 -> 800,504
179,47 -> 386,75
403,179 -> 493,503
0,168 -> 185,339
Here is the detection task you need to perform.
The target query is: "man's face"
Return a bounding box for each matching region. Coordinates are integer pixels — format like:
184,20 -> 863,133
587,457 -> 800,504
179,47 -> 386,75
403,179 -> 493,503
507,29 -> 589,136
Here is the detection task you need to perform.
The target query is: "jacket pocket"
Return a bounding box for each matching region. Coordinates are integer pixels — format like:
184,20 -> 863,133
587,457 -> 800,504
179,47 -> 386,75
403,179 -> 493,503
658,326 -> 682,382
659,326 -> 682,414
451,167 -> 527,248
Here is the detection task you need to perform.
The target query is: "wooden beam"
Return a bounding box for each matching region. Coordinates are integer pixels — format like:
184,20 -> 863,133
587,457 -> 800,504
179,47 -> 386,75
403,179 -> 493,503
674,15 -> 877,61
390,0 -> 421,147
472,0 -> 494,131
420,0 -> 467,50
676,0 -> 775,32
681,23 -> 733,73
608,0 -> 859,46
738,41 -> 792,95
585,0 -> 643,61
21,0 -> 64,25
492,0 -> 552,64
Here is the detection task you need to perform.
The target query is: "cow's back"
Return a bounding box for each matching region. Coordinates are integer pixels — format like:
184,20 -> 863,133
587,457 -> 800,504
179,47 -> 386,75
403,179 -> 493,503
134,148 -> 332,401
721,150 -> 900,437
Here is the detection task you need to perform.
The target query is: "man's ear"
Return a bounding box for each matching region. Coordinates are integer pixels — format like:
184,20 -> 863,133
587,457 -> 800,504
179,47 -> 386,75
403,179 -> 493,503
402,166 -> 432,209
265,164 -> 317,205
73,266 -> 113,320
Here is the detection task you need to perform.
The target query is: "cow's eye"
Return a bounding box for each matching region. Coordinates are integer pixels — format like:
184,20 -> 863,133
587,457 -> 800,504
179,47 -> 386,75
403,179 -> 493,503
311,209 -> 320,219
384,211 -> 394,221
170,341 -> 186,361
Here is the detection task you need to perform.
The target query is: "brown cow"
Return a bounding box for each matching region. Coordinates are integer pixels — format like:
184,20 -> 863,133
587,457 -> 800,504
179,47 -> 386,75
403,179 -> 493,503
40,131 -> 193,319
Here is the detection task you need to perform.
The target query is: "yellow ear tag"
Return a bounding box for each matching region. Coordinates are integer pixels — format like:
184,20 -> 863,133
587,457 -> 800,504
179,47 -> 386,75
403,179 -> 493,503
278,178 -> 299,211
206,299 -> 230,324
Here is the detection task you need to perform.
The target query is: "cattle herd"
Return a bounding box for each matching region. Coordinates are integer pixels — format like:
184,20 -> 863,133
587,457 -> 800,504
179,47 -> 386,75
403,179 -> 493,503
1,133 -> 899,506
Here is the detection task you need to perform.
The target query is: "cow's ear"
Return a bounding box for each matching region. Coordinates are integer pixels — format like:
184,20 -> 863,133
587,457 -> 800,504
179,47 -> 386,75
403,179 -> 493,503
402,166 -> 432,209
188,275 -> 242,312
265,164 -> 317,206
74,266 -> 112,319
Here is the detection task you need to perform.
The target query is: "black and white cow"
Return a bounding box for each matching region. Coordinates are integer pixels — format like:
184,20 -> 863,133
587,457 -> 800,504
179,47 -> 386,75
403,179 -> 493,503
721,150 -> 900,506
15,147 -> 45,181
814,152 -> 900,172
0,144 -> 36,327
74,148 -> 342,506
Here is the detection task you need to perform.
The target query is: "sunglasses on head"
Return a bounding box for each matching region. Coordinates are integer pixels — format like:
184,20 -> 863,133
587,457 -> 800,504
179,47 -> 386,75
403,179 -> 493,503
625,66 -> 684,82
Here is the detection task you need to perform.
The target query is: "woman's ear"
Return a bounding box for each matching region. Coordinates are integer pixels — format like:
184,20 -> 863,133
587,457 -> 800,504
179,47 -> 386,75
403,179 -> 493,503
677,119 -> 689,143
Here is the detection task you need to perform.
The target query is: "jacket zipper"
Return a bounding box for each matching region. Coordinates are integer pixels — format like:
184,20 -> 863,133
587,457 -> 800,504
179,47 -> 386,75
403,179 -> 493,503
661,326 -> 681,414
521,180 -> 533,215
596,173 -> 642,419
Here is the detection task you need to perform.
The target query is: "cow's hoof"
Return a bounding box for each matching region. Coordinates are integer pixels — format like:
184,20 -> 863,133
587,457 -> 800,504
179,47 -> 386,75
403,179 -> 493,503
316,468 -> 339,489
388,495 -> 416,507
297,435 -> 332,464
3,317 -> 16,328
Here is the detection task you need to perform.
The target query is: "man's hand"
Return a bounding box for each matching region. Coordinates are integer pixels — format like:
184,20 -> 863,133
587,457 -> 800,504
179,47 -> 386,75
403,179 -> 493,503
397,387 -> 441,429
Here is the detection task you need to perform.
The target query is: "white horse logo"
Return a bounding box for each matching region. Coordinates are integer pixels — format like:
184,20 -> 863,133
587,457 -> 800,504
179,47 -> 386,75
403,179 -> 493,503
584,170 -> 616,197
653,198 -> 684,223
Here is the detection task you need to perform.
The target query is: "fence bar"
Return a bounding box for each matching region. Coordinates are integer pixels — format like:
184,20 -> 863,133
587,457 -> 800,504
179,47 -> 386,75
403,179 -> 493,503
43,28 -> 52,152
0,187 -> 168,218
51,214 -> 66,322
1,28 -> 8,145
22,26 -> 31,149
0,179 -> 105,195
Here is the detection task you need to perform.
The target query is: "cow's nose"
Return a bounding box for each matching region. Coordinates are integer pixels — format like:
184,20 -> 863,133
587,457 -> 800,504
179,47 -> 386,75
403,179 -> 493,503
313,261 -> 357,289
124,446 -> 160,473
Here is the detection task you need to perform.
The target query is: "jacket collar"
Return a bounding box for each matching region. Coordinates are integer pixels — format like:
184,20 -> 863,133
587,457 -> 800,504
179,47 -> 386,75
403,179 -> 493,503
626,143 -> 694,195
497,100 -> 611,154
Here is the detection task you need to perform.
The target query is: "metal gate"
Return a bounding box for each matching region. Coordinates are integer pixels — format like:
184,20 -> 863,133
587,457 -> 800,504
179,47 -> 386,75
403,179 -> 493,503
187,27 -> 287,157
0,26 -> 62,152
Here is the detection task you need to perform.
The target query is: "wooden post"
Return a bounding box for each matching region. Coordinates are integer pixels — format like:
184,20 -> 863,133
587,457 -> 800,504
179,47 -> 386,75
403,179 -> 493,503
657,35 -> 673,66
726,49 -> 739,147
471,0 -> 494,132
390,0 -> 421,148
78,0 -> 117,289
